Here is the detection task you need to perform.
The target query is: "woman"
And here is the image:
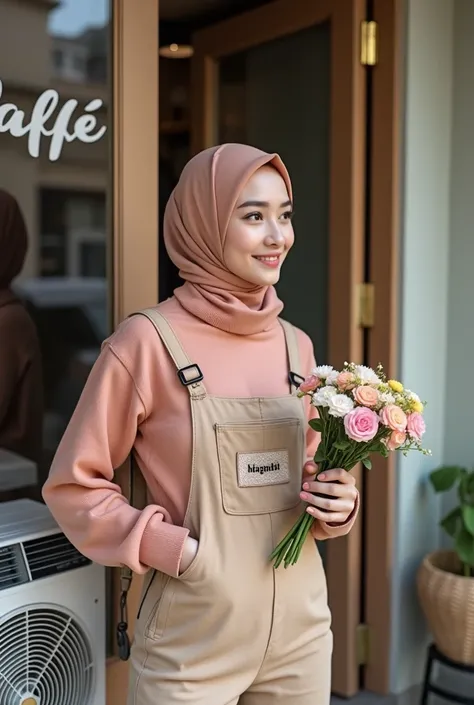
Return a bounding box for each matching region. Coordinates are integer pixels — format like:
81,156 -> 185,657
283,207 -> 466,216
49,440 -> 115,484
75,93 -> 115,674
42,144 -> 359,704
0,189 -> 43,471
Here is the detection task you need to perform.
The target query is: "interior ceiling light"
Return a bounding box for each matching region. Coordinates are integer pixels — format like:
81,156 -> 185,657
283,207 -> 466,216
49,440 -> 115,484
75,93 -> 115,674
159,43 -> 194,59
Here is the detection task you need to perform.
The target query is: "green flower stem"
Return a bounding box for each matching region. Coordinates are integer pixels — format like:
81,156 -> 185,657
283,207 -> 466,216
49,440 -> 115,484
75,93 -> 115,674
270,517 -> 303,567
271,539 -> 293,569
284,513 -> 311,567
269,520 -> 301,561
269,511 -> 316,569
272,547 -> 287,570
289,513 -> 314,566
276,525 -> 301,566
270,424 -> 393,569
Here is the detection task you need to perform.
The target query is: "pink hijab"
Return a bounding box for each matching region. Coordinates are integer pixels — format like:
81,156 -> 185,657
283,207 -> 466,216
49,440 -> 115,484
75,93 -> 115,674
164,143 -> 293,335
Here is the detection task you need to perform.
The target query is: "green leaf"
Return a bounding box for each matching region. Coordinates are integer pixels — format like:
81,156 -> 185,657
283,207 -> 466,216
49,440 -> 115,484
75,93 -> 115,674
462,505 -> 474,536
314,446 -> 326,464
440,507 -> 462,538
459,472 -> 470,502
429,466 -> 463,493
455,526 -> 474,567
466,472 -> 474,495
362,457 -> 372,470
380,445 -> 389,458
333,440 -> 351,451
309,418 -> 323,433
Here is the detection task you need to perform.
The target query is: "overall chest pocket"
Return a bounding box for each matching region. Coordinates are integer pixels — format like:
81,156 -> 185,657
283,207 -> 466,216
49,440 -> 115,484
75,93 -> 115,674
215,417 -> 304,516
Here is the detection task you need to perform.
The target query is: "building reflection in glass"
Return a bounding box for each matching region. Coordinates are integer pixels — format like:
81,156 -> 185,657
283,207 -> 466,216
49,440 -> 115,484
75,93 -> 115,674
0,0 -> 110,501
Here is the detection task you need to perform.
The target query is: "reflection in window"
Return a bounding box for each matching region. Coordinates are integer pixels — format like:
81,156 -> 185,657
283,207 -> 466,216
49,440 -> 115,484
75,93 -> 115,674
0,0 -> 110,478
53,48 -> 64,70
0,0 -> 112,665
80,242 -> 106,278
39,190 -> 107,277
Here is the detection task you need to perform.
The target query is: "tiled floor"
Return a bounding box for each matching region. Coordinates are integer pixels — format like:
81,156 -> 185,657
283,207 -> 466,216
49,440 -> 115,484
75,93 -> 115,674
331,690 -> 420,705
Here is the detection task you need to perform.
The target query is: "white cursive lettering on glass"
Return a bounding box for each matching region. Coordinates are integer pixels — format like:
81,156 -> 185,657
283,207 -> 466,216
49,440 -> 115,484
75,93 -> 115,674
0,79 -> 106,162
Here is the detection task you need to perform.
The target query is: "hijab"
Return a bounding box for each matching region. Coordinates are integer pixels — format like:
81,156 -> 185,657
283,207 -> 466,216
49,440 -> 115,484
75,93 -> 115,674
164,143 -> 293,335
0,189 -> 28,291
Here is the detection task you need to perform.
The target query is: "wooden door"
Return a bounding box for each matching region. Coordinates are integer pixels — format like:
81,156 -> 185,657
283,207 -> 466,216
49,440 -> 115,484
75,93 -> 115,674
191,0 -> 367,696
106,0 -> 159,702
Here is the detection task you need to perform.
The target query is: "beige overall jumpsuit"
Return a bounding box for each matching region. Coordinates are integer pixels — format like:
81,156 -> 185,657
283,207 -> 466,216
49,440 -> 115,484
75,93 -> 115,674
128,310 -> 333,705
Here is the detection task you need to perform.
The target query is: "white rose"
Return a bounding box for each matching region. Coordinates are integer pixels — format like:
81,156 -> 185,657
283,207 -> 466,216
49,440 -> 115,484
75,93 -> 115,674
312,385 -> 337,407
353,364 -> 380,385
406,390 -> 421,403
325,370 -> 340,386
379,392 -> 396,405
328,394 -> 355,418
312,365 -> 333,379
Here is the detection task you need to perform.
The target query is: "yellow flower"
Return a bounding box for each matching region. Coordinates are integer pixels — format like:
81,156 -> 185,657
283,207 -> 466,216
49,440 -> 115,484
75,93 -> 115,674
388,379 -> 404,393
412,400 -> 424,413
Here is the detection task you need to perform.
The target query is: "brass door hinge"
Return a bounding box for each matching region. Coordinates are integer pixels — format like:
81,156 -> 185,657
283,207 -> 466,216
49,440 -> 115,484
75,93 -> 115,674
356,623 -> 371,666
361,20 -> 378,66
357,282 -> 375,328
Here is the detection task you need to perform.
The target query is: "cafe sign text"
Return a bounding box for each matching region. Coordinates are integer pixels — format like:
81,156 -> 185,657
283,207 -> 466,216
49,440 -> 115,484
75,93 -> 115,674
0,79 -> 106,162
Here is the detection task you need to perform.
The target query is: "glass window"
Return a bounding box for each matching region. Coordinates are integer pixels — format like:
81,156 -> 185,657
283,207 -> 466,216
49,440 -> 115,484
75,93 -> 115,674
0,0 -> 111,655
53,48 -> 64,70
0,0 -> 111,484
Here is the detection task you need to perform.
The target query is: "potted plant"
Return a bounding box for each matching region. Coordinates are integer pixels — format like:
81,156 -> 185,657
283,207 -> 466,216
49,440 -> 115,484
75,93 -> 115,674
417,464 -> 474,665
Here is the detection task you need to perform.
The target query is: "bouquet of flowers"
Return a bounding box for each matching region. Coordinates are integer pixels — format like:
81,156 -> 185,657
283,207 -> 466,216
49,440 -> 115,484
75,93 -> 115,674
270,362 -> 430,569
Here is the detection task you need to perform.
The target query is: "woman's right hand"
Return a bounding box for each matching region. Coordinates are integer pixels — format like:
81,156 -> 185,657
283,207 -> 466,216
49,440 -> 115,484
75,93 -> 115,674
179,536 -> 198,574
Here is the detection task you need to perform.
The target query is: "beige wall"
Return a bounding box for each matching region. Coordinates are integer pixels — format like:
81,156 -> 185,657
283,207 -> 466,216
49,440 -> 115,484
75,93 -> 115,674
392,0 -> 454,693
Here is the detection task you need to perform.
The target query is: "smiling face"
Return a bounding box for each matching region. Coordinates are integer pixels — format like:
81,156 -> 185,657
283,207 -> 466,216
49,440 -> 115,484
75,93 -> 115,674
223,165 -> 294,287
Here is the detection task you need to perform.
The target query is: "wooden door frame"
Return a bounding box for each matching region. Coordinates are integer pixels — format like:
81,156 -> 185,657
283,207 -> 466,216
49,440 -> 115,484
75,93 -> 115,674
107,0 -> 159,703
191,0 -> 367,696
103,0 -> 402,700
363,0 -> 403,694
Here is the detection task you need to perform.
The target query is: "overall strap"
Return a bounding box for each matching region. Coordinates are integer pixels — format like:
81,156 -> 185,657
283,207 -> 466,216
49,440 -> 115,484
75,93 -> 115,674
133,308 -> 207,400
278,318 -> 305,392
116,307 -> 206,662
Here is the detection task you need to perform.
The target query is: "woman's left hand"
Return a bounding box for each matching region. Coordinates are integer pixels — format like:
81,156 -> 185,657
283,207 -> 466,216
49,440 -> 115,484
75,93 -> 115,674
301,463 -> 358,524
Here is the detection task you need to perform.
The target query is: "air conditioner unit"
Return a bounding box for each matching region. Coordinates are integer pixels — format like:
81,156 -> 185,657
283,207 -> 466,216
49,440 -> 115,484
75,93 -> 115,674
0,499 -> 106,705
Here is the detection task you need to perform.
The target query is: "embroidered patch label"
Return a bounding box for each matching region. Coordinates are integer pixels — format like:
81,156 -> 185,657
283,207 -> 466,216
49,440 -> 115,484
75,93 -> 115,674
236,449 -> 290,487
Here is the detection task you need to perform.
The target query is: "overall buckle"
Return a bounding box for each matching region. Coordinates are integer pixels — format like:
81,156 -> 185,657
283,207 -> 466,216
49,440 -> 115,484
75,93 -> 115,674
177,364 -> 204,386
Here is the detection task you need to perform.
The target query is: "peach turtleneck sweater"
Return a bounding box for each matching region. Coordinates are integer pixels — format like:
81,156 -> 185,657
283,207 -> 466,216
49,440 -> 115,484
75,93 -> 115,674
42,296 -> 358,578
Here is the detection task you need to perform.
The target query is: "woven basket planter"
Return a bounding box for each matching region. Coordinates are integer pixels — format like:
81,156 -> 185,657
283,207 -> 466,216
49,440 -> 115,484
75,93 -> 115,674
417,550 -> 474,665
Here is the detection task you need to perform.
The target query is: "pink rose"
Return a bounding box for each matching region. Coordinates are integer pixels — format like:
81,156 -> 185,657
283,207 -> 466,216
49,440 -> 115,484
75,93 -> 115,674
407,411 -> 426,440
337,371 -> 356,391
379,404 -> 407,432
344,406 -> 379,442
386,430 -> 406,451
353,385 -> 379,408
299,374 -> 321,393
